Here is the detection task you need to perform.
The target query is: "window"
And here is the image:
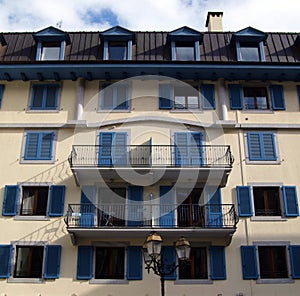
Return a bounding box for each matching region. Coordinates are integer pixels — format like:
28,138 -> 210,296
30,84 -> 59,110
179,247 -> 208,279
77,246 -> 142,281
23,131 -> 55,161
95,247 -> 125,279
246,132 -> 277,162
100,83 -> 129,110
175,42 -> 195,61
0,244 -> 61,279
244,87 -> 268,110
2,185 -> 65,217
41,42 -> 61,60
0,84 -> 4,108
108,42 -> 127,60
236,185 -> 299,217
239,42 -> 260,61
159,83 -> 215,110
98,132 -> 127,166
241,244 -> 300,281
174,132 -> 203,166
229,84 -> 285,110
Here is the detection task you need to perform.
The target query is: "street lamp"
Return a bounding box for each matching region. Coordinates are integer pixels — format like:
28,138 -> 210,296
143,232 -> 191,296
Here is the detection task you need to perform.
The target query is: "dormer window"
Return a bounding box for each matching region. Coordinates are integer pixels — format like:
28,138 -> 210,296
168,26 -> 203,61
232,27 -> 267,62
33,26 -> 70,61
101,26 -> 134,61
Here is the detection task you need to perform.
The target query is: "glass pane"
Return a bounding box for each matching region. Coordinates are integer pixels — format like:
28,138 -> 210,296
240,46 -> 260,61
115,85 -> 127,109
42,47 -> 60,61
187,96 -> 199,109
21,188 -> 35,215
14,246 -> 43,278
103,86 -> 114,109
109,45 -> 127,60
176,46 -> 195,61
174,96 -> 186,109
253,187 -> 281,216
36,187 -> 48,215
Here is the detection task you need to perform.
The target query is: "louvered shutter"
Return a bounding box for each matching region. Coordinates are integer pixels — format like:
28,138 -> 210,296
40,132 -> 54,160
0,84 -> 4,108
113,132 -> 127,165
240,246 -> 258,279
208,188 -> 223,227
201,84 -> 215,109
210,246 -> 226,280
48,185 -> 65,216
99,132 -> 113,165
229,84 -> 243,110
270,85 -> 285,110
44,245 -> 61,279
80,186 -> 96,227
289,245 -> 300,279
236,186 -> 253,217
45,84 -> 59,109
159,186 -> 175,228
247,132 -> 261,160
77,246 -> 93,280
127,246 -> 142,280
261,133 -> 276,160
2,185 -> 19,216
127,186 -> 144,227
282,186 -> 299,217
161,246 -> 176,280
24,132 -> 39,159
0,245 -> 12,278
175,133 -> 188,165
159,84 -> 173,109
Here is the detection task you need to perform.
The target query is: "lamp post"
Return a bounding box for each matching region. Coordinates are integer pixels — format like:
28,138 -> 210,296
143,232 -> 191,296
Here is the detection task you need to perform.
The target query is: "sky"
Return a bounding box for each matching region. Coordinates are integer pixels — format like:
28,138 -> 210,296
0,0 -> 299,33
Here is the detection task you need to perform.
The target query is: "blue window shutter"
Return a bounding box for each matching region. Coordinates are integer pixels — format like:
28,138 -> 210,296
159,186 -> 175,228
0,245 -> 12,278
2,185 -> 19,216
261,133 -> 276,160
30,85 -> 44,109
240,246 -> 258,279
99,132 -> 113,165
229,84 -> 243,110
208,188 -> 223,227
297,86 -> 300,107
0,84 -> 5,108
24,132 -> 39,159
282,186 -> 299,217
159,84 -> 173,109
236,186 -> 253,217
45,84 -> 59,109
270,85 -> 285,110
175,132 -> 188,165
127,186 -> 144,227
247,132 -> 261,160
161,246 -> 176,280
210,246 -> 226,280
80,186 -> 96,227
201,84 -> 215,110
289,245 -> 300,279
44,245 -> 62,279
48,185 -> 65,216
112,132 -> 127,165
40,132 -> 54,160
77,246 -> 93,280
127,246 -> 142,280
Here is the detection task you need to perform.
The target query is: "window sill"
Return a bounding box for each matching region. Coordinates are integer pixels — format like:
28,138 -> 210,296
174,279 -> 212,285
20,159 -> 56,164
250,216 -> 287,222
14,216 -> 51,221
170,109 -> 203,113
245,159 -> 281,165
97,109 -> 131,113
26,109 -> 60,113
89,279 -> 129,285
241,110 -> 274,114
7,277 -> 45,284
256,278 -> 294,284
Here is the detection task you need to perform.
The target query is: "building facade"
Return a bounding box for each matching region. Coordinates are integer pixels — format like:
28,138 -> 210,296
1,11 -> 300,296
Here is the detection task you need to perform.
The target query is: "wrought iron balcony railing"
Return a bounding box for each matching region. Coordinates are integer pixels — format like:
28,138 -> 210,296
68,145 -> 234,168
65,203 -> 238,229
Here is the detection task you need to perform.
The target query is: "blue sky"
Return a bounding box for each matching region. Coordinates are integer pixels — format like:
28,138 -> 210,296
0,0 -> 299,32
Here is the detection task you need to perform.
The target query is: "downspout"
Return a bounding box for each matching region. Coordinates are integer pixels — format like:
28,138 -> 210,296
76,78 -> 85,121
217,78 -> 228,121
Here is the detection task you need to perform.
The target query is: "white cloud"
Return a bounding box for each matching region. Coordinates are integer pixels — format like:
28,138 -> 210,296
0,0 -> 299,32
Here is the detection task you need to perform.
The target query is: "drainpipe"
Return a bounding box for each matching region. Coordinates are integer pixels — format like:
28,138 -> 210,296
76,78 -> 85,120
217,78 -> 228,121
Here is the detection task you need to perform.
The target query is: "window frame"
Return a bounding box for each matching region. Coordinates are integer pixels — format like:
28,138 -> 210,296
28,83 -> 60,111
254,242 -> 293,284
236,41 -> 265,62
171,40 -> 200,61
243,86 -> 269,110
36,40 -> 65,61
244,131 -> 280,164
98,82 -> 130,112
21,130 -> 57,164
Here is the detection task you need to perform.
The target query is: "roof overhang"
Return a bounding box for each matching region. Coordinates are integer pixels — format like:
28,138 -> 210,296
0,61 -> 300,82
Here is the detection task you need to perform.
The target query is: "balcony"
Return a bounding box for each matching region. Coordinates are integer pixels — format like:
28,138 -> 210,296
69,145 -> 234,186
65,203 -> 238,245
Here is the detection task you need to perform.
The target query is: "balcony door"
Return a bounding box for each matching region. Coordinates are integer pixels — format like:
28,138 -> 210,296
175,132 -> 204,166
160,186 -> 175,228
177,188 -> 204,227
207,188 -> 223,227
99,132 -> 127,166
127,186 -> 144,227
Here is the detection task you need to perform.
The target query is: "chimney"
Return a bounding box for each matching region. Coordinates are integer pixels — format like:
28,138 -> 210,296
205,12 -> 223,32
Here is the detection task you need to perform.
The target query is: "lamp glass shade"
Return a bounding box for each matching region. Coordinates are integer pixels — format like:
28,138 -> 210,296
175,237 -> 191,261
145,232 -> 162,257
142,244 -> 152,266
